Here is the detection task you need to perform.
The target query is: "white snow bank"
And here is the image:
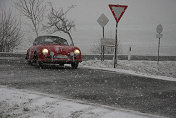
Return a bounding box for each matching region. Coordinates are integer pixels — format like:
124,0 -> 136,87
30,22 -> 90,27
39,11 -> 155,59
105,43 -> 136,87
79,60 -> 176,82
0,86 -> 163,118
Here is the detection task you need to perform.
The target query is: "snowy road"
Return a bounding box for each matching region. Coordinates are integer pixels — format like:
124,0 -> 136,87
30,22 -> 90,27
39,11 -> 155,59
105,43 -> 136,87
0,59 -> 176,117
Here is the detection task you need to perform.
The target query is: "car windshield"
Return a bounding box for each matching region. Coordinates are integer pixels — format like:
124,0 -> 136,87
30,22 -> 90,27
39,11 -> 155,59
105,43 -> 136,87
35,36 -> 69,46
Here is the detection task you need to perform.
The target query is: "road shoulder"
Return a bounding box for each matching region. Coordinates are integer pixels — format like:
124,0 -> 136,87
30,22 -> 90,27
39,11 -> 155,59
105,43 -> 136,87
0,86 -> 164,118
80,65 -> 176,82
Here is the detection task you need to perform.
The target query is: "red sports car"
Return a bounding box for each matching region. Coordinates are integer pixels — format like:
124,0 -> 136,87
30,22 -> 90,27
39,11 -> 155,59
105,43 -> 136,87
26,35 -> 82,69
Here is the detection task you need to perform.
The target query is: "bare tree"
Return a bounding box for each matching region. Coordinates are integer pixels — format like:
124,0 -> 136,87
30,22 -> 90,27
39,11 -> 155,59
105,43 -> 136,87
90,39 -> 101,54
15,0 -> 45,37
0,10 -> 23,52
43,4 -> 75,46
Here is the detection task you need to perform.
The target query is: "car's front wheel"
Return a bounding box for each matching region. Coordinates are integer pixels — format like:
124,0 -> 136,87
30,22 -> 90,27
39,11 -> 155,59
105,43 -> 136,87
71,62 -> 79,69
59,63 -> 64,67
33,52 -> 43,67
26,54 -> 32,65
27,60 -> 32,65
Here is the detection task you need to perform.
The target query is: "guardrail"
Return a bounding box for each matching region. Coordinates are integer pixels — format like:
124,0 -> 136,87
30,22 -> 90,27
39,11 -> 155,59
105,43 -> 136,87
0,52 -> 176,61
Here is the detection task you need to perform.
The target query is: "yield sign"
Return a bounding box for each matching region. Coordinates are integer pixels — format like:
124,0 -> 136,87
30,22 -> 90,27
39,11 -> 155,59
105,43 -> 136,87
109,4 -> 128,24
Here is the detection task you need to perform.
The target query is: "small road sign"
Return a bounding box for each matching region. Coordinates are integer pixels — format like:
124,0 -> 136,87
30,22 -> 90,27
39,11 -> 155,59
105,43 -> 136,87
156,24 -> 163,64
109,4 -> 128,24
156,24 -> 163,34
97,14 -> 109,28
101,38 -> 115,46
97,14 -> 109,61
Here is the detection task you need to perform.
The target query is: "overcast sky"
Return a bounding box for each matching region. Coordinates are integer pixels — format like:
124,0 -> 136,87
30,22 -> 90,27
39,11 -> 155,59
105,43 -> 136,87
1,0 -> 176,55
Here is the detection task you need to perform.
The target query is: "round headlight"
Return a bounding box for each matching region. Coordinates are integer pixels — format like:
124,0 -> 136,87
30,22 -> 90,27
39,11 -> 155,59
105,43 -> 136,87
42,49 -> 48,55
74,49 -> 80,55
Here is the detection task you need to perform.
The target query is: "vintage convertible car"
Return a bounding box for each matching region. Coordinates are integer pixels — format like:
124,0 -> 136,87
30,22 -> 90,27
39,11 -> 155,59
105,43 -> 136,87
26,35 -> 82,69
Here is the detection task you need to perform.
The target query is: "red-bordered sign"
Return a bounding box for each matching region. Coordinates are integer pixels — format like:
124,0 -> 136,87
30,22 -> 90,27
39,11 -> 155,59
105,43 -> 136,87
109,4 -> 128,24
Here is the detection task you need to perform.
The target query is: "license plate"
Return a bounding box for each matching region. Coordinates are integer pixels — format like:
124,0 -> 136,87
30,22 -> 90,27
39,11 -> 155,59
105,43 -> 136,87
54,55 -> 68,59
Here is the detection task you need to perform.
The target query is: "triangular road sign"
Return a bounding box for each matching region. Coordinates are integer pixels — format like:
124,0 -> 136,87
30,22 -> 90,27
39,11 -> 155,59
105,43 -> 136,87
109,4 -> 128,24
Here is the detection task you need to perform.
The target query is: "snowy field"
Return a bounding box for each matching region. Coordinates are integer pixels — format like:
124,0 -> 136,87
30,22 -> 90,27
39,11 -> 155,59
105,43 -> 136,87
79,60 -> 176,81
0,86 -> 162,118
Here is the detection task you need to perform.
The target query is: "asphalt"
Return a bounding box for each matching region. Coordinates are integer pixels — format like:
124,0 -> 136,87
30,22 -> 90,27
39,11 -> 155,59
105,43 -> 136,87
0,59 -> 176,118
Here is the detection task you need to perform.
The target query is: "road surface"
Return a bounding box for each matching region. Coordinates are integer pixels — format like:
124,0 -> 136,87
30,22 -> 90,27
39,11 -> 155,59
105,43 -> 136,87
0,59 -> 176,117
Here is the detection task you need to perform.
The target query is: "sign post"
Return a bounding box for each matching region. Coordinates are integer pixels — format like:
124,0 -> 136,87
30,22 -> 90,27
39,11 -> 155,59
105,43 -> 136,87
128,45 -> 132,61
102,27 -> 105,61
114,23 -> 118,68
156,24 -> 163,64
97,14 -> 109,61
109,4 -> 128,68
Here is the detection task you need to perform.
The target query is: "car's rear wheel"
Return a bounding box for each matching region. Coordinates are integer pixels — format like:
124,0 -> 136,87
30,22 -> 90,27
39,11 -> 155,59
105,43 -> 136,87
71,62 -> 79,69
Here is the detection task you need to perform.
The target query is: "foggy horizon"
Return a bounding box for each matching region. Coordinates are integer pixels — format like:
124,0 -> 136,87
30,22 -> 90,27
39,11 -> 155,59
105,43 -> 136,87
1,0 -> 176,56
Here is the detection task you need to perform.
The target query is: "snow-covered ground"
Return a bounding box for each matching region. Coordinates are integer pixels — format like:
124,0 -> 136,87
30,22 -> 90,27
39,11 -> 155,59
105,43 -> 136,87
79,60 -> 176,81
0,86 -> 163,118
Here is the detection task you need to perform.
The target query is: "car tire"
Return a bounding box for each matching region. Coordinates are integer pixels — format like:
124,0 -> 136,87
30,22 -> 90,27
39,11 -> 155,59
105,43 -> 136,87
71,62 -> 79,69
26,54 -> 32,65
59,63 -> 64,67
33,52 -> 43,68
27,60 -> 32,65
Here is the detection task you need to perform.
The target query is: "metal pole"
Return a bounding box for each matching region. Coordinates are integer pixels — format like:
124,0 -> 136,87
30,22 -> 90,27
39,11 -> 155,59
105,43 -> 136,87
103,46 -> 105,61
114,23 -> 118,68
103,26 -> 105,38
101,45 -> 102,61
157,37 -> 160,64
102,27 -> 105,61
